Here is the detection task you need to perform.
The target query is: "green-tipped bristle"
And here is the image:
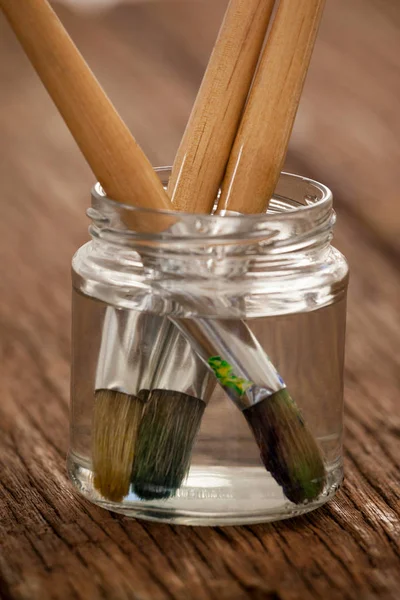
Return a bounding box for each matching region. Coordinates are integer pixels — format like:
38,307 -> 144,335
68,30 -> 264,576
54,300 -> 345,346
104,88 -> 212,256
92,389 -> 146,503
131,390 -> 206,500
244,388 -> 326,504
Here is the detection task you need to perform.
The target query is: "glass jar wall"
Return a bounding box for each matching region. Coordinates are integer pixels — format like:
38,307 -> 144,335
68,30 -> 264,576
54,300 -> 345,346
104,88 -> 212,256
68,170 -> 348,525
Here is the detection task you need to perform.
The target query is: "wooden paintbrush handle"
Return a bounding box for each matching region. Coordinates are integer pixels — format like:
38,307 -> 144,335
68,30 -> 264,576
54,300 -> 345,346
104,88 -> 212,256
217,0 -> 326,214
167,0 -> 276,214
0,0 -> 171,211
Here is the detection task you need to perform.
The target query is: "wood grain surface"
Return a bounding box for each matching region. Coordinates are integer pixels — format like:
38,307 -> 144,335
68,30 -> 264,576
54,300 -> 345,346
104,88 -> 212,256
0,1 -> 399,599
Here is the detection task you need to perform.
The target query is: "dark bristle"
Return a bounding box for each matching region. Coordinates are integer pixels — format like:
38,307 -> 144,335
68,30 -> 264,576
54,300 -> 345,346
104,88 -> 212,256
131,390 -> 206,501
137,389 -> 150,402
132,483 -> 175,501
244,389 -> 326,504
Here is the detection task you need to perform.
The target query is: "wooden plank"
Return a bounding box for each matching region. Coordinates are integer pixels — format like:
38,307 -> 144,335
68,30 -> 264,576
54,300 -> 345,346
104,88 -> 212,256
0,1 -> 399,599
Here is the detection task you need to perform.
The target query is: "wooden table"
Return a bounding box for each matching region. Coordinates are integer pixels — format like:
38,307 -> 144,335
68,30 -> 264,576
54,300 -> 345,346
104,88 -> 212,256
0,1 -> 399,598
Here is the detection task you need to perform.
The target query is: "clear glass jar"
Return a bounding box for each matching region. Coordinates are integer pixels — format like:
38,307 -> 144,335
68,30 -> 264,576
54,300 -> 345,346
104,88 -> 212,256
68,169 -> 348,525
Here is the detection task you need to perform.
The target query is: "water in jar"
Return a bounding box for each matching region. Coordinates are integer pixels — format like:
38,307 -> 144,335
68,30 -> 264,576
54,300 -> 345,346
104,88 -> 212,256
68,288 -> 345,525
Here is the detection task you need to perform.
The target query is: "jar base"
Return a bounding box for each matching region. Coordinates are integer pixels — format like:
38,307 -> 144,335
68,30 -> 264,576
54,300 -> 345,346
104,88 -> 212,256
67,453 -> 343,526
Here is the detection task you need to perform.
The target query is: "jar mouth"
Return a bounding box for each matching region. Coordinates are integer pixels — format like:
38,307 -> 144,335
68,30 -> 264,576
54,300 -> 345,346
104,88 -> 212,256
92,168 -> 331,217
89,169 -> 334,248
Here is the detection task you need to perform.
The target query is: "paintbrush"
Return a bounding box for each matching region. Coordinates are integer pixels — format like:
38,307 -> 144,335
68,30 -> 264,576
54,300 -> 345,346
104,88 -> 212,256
92,307 -> 166,501
0,0 -> 207,503
130,0 -> 276,500
131,321 -> 216,500
173,315 -> 326,505
171,0 -> 328,504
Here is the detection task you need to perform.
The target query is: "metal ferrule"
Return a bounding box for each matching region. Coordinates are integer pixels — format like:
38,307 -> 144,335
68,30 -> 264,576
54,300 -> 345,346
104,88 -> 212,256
95,307 -> 214,404
150,321 -> 215,403
95,306 -> 167,395
171,317 -> 286,411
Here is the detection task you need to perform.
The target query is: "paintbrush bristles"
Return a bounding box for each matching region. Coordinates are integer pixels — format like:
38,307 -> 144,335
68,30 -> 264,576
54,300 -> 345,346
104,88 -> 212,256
132,390 -> 206,500
244,389 -> 326,504
168,0 -> 276,213
92,390 -> 145,502
218,0 -> 326,214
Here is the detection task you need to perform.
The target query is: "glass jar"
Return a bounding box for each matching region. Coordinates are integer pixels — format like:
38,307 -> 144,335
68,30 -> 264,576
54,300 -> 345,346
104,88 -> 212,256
68,169 -> 348,525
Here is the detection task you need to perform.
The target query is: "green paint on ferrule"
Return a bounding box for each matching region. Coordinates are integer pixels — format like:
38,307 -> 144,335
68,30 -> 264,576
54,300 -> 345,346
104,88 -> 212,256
208,356 -> 253,398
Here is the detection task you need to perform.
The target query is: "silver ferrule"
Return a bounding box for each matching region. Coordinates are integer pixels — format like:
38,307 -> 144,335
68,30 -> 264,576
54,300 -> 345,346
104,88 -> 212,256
171,317 -> 286,411
95,307 -> 214,404
95,306 -> 168,396
150,321 -> 215,403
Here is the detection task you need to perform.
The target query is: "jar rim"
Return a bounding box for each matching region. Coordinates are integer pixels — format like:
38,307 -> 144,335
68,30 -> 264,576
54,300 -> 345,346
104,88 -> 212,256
89,169 -> 334,248
92,168 -> 332,220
